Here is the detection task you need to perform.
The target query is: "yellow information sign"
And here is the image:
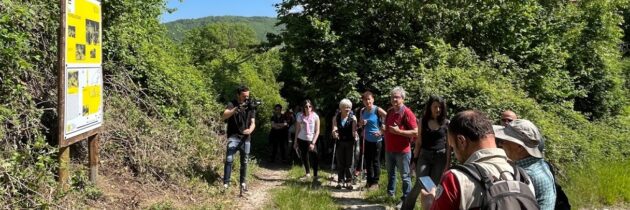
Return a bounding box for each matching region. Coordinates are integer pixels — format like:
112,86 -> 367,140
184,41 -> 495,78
63,0 -> 103,140
66,0 -> 101,65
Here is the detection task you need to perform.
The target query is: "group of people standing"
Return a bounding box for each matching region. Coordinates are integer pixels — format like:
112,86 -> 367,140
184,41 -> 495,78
222,85 -> 563,210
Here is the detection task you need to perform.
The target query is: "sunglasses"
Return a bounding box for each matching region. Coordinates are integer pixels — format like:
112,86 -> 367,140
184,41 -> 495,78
501,118 -> 513,123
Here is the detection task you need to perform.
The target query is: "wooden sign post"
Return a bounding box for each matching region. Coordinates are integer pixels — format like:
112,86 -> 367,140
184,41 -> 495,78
58,0 -> 104,191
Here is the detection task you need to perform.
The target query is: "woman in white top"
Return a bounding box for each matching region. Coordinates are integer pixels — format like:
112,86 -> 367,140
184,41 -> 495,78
293,99 -> 321,181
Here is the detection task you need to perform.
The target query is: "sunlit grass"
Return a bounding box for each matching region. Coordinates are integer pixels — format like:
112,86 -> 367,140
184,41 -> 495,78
563,159 -> 630,208
265,166 -> 337,210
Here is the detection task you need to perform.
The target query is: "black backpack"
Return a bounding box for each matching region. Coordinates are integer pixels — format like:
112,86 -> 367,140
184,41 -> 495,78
452,163 -> 540,210
545,161 -> 571,210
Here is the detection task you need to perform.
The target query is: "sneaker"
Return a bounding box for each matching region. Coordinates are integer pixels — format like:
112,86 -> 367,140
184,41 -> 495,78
240,183 -> 248,192
368,183 -> 379,190
222,183 -> 229,193
299,173 -> 311,181
345,183 -> 354,190
395,201 -> 403,210
336,183 -> 342,189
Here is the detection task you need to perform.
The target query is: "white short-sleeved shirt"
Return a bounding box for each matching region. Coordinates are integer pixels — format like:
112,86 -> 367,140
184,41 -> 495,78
296,112 -> 319,141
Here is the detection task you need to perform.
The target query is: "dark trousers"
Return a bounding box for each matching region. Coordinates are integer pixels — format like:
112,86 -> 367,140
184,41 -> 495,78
289,133 -> 301,165
365,141 -> 382,185
269,131 -> 287,161
416,148 -> 447,184
336,141 -> 354,182
298,138 -> 319,177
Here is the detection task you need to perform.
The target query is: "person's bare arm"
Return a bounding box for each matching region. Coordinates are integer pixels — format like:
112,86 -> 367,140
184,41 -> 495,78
388,125 -> 417,137
222,103 -> 238,120
242,118 -> 256,135
312,118 -> 321,145
414,121 -> 423,158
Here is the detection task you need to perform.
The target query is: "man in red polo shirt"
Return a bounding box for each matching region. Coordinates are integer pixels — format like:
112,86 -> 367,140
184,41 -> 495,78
384,86 -> 418,208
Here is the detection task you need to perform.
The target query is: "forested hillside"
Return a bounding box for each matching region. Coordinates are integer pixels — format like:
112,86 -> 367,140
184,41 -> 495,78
163,16 -> 280,42
1,0 -> 629,209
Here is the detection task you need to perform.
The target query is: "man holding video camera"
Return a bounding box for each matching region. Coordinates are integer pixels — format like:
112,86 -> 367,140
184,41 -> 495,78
222,85 -> 258,194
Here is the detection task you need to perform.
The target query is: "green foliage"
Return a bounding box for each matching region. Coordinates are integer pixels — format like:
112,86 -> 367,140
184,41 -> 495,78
563,159 -> 630,208
0,0 -> 60,207
276,0 -> 628,120
183,22 -> 286,134
148,201 -> 175,210
164,16 -> 281,42
621,0 -> 630,56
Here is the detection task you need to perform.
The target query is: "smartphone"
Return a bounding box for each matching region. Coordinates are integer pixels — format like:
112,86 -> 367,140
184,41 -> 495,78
419,176 -> 436,191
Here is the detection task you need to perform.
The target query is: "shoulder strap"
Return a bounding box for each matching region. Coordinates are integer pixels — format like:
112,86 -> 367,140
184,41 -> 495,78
452,163 -> 495,190
451,164 -> 482,182
375,106 -> 382,127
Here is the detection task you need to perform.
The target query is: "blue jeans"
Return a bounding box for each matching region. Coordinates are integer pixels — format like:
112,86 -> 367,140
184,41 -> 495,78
223,135 -> 251,185
386,151 -> 412,201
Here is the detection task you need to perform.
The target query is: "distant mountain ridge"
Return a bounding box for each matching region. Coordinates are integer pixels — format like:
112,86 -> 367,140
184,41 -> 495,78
163,16 -> 281,42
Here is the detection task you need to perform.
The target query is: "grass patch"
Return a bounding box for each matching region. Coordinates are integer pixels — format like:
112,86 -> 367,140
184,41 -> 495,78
365,167 -> 421,209
562,159 -> 630,208
265,166 -> 337,210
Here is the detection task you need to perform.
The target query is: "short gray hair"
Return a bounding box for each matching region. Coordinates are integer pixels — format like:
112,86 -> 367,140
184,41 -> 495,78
339,98 -> 353,109
390,86 -> 406,99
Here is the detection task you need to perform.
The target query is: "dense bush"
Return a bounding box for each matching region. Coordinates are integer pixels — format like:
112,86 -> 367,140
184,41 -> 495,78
0,0 -> 60,207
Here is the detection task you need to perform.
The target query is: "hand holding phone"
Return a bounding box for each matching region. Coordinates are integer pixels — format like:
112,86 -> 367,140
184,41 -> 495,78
419,176 -> 436,191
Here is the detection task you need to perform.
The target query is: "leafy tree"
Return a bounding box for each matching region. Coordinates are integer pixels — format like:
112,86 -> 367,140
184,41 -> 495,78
275,0 -> 628,119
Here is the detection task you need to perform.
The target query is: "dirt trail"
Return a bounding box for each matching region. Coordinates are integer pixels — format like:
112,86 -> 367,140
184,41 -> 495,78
238,163 -> 290,210
324,175 -> 391,210
238,162 -> 392,210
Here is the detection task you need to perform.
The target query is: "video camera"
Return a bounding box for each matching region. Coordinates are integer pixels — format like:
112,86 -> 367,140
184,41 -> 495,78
240,98 -> 262,111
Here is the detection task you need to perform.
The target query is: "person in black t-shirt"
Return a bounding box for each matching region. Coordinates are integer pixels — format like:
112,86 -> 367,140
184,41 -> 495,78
412,95 -> 450,184
269,104 -> 289,162
222,86 -> 256,192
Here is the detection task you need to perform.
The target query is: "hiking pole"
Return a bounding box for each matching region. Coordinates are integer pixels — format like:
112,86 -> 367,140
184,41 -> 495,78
329,139 -> 337,184
359,128 -> 366,190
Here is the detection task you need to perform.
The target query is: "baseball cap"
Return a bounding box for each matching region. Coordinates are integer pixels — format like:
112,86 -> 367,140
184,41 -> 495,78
493,119 -> 543,158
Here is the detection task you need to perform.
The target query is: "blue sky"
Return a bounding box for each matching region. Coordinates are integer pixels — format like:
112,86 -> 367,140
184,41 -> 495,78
161,0 -> 281,23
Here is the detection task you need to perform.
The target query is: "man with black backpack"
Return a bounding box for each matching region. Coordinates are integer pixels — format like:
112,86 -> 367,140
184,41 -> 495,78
421,110 -> 539,210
